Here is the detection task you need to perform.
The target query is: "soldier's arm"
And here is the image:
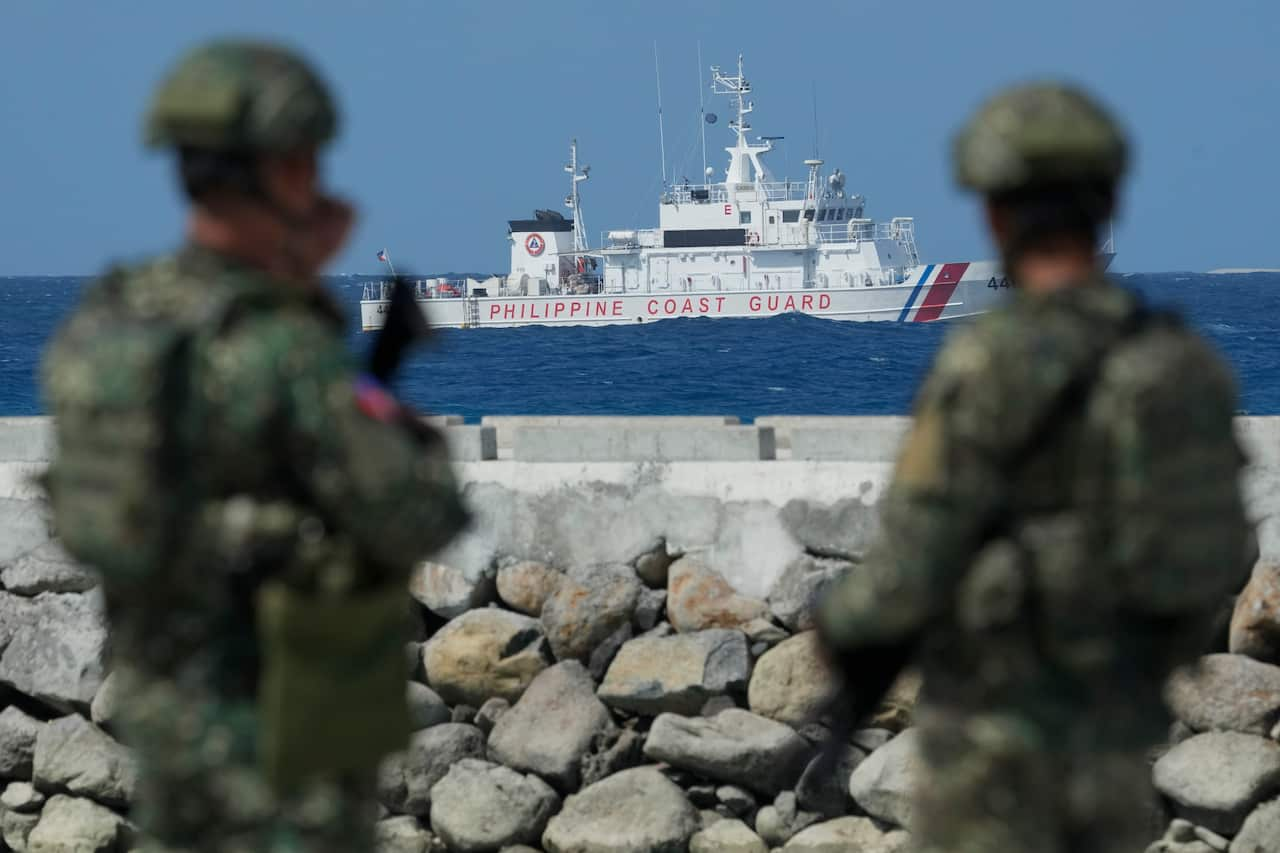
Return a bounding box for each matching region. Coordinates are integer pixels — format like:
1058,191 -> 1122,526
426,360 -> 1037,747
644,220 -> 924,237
235,313 -> 467,575
819,331 -> 1008,652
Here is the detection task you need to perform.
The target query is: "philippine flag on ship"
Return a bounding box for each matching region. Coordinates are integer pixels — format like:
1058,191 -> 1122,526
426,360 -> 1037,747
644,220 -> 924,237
376,249 -> 388,263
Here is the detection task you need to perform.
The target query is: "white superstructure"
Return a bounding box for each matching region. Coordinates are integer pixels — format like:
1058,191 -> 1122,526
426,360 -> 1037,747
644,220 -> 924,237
362,55 -> 1031,332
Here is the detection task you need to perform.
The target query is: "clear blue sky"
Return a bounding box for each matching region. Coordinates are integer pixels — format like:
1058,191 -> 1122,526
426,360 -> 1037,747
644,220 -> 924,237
2,0 -> 1276,276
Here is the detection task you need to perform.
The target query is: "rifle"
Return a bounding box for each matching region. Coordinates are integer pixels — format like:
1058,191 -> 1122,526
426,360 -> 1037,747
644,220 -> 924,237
369,273 -> 432,383
809,637 -> 917,777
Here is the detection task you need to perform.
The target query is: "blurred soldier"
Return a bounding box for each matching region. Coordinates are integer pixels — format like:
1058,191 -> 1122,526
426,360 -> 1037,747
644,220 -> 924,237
817,84 -> 1251,853
41,40 -> 467,852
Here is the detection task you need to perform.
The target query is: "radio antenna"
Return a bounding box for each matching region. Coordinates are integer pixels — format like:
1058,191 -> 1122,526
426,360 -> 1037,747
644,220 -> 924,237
697,41 -> 708,182
654,42 -> 668,188
811,82 -> 820,161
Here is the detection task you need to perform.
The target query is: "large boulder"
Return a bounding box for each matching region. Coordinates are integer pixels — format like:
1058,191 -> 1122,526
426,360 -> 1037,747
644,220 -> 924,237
1230,797 -> 1280,853
1166,654 -> 1280,736
32,715 -> 137,809
0,541 -> 97,596
1153,731 -> 1280,835
598,629 -> 750,716
667,558 -> 769,633
1232,563 -> 1280,664
0,705 -> 42,778
767,556 -> 854,633
781,816 -> 910,853
408,561 -> 495,620
689,818 -> 767,853
488,662 -> 616,792
2,808 -> 39,852
401,724 -> 486,817
848,728 -> 921,829
429,759 -> 560,852
643,709 -> 813,797
0,591 -> 108,712
2,781 -> 46,813
542,766 -> 700,853
542,572 -> 641,664
405,682 -> 451,731
25,794 -> 123,853
422,609 -> 551,707
748,632 -> 837,727
496,560 -> 565,616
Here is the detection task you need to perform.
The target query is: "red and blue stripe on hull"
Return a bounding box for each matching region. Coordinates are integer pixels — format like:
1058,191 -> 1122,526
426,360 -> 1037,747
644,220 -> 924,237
897,262 -> 971,322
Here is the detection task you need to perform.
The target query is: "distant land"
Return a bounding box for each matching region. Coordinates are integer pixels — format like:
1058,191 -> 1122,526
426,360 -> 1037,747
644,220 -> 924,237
1207,268 -> 1280,274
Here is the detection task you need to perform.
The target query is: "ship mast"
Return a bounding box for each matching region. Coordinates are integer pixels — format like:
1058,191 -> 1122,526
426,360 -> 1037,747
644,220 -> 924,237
565,139 -> 589,255
711,55 -> 774,188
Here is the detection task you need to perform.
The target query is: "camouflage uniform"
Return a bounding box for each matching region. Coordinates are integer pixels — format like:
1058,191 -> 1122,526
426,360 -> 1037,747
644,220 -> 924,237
819,86 -> 1251,853
42,42 -> 467,853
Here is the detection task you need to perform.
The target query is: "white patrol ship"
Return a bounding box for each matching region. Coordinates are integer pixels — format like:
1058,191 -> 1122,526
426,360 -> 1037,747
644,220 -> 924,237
362,56 -> 1051,332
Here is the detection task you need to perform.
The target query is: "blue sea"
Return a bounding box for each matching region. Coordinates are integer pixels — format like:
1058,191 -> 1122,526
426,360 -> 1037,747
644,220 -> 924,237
1,272 -> 1276,418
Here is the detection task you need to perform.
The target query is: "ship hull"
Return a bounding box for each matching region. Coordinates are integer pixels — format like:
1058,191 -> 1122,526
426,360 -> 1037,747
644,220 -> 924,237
361,260 -> 1007,331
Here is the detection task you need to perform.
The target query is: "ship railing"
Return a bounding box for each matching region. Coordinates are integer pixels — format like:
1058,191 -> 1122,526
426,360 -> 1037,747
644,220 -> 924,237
665,180 -> 814,205
815,217 -> 918,251
360,278 -> 467,301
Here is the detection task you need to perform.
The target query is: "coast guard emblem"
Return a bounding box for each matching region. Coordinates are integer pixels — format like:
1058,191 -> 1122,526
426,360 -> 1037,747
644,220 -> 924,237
525,234 -> 545,256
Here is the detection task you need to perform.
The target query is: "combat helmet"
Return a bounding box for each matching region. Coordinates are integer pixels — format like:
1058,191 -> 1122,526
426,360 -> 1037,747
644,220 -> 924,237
144,39 -> 337,152
952,83 -> 1128,194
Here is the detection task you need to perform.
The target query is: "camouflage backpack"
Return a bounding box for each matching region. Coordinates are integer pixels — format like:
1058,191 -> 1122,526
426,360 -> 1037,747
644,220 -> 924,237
41,260 -> 238,583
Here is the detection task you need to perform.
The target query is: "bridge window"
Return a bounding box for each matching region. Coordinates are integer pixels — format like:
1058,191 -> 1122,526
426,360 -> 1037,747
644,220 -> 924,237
739,211 -> 752,225
782,210 -> 800,223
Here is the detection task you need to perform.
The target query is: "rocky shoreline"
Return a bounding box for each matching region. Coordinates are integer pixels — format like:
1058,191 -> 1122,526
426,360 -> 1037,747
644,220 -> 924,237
2,529 -> 1280,851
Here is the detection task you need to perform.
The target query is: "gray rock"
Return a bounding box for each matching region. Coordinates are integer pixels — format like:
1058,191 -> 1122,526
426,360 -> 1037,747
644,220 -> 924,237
25,794 -> 123,853
667,557 -> 768,633
634,542 -> 674,589
689,818 -> 767,853
541,573 -> 640,664
542,766 -> 700,853
1,541 -> 97,596
1230,797 -> 1280,852
374,815 -> 437,853
0,705 -> 42,778
698,809 -> 725,831
2,781 -> 46,813
488,661 -> 617,792
402,724 -> 486,817
0,591 -> 108,712
748,632 -> 838,727
701,696 -> 738,717
767,556 -> 854,633
850,728 -> 894,753
1196,826 -> 1230,851
0,499 -> 51,571
474,698 -> 510,737
495,560 -> 564,617
452,705 -> 479,725
796,745 -> 865,818
848,728 -> 921,829
377,752 -> 408,814
409,560 -> 496,620
633,588 -> 667,632
88,673 -> 119,730
716,785 -> 757,818
2,808 -> 40,852
579,727 -> 644,789
781,816 -> 909,853
1231,561 -> 1280,664
429,758 -> 560,852
422,609 -> 552,707
598,629 -> 750,716
587,623 -> 632,683
779,498 -> 880,562
643,709 -> 813,797
405,641 -> 426,683
687,784 -> 718,809
1166,654 -> 1280,736
33,715 -> 137,809
741,618 -> 789,648
1153,731 -> 1280,835
406,682 -> 451,731
756,792 -> 822,847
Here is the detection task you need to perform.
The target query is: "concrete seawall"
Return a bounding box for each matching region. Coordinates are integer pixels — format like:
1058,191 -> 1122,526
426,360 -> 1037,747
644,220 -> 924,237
2,415 -> 1276,597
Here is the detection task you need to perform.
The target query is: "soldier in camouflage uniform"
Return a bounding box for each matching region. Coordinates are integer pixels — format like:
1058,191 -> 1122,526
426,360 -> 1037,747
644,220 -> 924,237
817,84 -> 1251,852
41,41 -> 467,852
